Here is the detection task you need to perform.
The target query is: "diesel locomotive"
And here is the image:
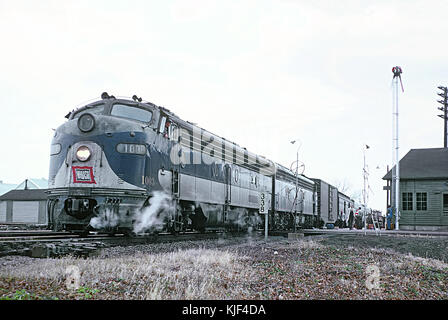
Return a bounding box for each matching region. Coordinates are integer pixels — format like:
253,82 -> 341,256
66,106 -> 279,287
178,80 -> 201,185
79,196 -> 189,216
47,93 -> 324,235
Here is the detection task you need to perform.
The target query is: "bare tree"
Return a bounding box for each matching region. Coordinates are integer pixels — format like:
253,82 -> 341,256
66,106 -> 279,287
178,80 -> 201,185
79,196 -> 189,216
333,178 -> 362,203
333,178 -> 352,195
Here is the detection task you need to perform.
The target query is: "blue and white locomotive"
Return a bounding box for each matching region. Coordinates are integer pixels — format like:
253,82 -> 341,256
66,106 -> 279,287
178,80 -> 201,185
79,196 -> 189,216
47,93 -> 319,234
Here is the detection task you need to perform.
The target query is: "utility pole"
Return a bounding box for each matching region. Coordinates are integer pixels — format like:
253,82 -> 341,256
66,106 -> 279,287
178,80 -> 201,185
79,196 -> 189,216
437,86 -> 448,148
386,165 -> 390,208
290,140 -> 301,232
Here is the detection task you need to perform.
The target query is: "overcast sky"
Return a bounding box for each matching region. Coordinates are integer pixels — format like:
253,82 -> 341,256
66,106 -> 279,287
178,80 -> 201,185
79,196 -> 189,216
1,0 -> 447,211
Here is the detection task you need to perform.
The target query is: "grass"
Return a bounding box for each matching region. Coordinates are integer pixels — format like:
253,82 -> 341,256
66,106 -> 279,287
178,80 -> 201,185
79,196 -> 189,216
0,247 -> 255,300
0,236 -> 447,300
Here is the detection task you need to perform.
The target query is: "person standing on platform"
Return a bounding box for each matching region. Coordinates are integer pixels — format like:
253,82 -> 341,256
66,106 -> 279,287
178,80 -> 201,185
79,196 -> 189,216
386,206 -> 393,230
348,206 -> 354,230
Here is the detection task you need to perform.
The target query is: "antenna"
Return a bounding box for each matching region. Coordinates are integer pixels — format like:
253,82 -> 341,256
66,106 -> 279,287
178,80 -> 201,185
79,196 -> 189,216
392,66 -> 403,230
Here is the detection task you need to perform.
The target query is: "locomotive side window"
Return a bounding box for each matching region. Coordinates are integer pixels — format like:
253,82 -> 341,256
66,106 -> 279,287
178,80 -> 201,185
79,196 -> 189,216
111,104 -> 153,123
169,123 -> 178,140
159,116 -> 167,134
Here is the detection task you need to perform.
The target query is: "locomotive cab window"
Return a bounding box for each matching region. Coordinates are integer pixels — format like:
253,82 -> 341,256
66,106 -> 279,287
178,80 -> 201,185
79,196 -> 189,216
111,104 -> 153,123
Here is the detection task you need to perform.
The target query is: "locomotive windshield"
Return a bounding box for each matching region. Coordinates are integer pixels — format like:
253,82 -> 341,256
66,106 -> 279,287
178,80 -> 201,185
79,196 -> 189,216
72,104 -> 105,119
111,104 -> 153,123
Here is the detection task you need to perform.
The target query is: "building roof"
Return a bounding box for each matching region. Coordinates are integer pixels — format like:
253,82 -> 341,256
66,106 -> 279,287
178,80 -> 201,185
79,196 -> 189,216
383,148 -> 448,180
0,189 -> 48,201
15,178 -> 48,190
0,178 -> 49,197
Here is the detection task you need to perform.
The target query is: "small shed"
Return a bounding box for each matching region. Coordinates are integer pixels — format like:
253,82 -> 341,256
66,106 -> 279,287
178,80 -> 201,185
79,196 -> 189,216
0,178 -> 48,225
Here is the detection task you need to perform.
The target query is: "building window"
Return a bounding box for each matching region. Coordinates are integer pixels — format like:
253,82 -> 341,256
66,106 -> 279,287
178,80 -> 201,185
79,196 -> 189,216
443,194 -> 448,215
402,192 -> 413,211
416,192 -> 427,211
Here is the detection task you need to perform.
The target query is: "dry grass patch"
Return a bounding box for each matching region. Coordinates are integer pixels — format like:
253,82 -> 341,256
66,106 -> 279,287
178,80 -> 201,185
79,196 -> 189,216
0,247 -> 258,300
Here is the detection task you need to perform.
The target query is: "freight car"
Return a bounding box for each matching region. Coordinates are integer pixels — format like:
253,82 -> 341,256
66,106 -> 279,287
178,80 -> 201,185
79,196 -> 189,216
336,191 -> 355,228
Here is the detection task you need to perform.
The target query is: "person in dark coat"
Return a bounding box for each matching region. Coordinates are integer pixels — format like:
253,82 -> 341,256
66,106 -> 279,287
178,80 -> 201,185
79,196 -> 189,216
348,207 -> 354,230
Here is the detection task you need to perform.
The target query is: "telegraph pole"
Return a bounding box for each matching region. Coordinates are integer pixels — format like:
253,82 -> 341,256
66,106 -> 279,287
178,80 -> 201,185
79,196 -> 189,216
295,148 -> 298,232
437,86 -> 448,147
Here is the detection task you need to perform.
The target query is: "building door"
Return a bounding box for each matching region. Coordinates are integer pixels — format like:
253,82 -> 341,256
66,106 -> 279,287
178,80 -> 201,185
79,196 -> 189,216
443,194 -> 448,217
13,201 -> 39,223
0,201 -> 6,222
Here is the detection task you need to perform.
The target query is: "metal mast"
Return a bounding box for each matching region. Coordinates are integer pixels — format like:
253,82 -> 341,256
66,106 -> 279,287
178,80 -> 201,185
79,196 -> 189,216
392,66 -> 403,230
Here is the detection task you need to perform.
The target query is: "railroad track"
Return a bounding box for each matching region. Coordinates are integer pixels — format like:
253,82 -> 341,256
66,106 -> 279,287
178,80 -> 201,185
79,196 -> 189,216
0,229 -> 243,258
0,230 -> 73,240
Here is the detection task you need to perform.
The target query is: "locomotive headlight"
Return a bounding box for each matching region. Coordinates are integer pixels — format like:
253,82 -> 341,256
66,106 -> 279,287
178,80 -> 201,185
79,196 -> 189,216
78,113 -> 95,132
76,146 -> 91,161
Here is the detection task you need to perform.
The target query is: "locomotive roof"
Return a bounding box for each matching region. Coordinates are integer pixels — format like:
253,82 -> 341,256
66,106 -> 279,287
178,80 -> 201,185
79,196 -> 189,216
67,95 -> 180,120
275,163 -> 314,185
66,95 -> 261,154
66,94 -> 300,177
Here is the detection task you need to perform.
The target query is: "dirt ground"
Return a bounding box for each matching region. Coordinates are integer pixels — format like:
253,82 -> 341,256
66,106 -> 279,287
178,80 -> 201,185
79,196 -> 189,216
317,234 -> 448,263
0,233 -> 447,300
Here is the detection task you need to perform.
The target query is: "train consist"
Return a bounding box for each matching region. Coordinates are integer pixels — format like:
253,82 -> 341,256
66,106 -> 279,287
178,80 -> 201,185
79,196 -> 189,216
47,93 -> 360,235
